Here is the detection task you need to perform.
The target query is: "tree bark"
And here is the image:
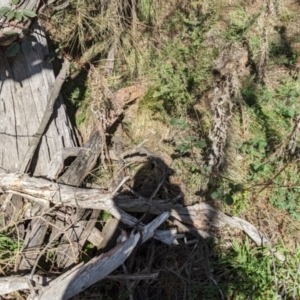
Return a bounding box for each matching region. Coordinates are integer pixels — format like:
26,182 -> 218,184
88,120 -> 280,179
0,16 -> 78,270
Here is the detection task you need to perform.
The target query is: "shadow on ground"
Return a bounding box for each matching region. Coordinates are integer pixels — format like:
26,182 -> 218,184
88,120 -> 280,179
69,156 -> 264,300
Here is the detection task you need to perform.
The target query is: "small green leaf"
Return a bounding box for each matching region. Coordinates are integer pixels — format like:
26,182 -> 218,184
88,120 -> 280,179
3,31 -> 19,36
204,165 -> 212,172
26,35 -> 37,42
181,123 -> 190,130
0,7 -> 10,15
211,191 -> 220,200
21,40 -> 31,55
12,0 -> 20,4
6,11 -> 15,21
177,143 -> 190,153
185,135 -> 197,141
253,162 -> 261,171
225,195 -> 234,205
22,9 -> 37,18
5,42 -> 20,57
14,11 -> 22,21
170,118 -> 189,130
170,118 -> 181,126
194,141 -> 207,148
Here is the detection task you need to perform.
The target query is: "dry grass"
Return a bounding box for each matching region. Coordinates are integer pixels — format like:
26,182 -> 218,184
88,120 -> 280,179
18,0 -> 300,298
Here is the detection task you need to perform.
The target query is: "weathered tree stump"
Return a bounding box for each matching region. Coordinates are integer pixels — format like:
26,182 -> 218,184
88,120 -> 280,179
0,0 -> 79,271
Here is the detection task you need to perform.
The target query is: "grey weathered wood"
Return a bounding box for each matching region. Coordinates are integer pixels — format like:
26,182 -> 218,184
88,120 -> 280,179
36,212 -> 169,300
0,19 -> 77,271
0,213 -> 169,299
19,58 -> 71,173
0,172 -> 285,260
0,274 -> 53,296
47,147 -> 86,180
0,173 -> 182,245
0,21 -> 77,175
50,128 -> 104,269
87,222 -> 104,248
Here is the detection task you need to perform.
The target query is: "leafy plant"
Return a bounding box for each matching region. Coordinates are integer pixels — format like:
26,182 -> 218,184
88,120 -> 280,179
225,9 -> 261,42
0,234 -> 21,261
5,32 -> 38,57
0,5 -> 37,22
170,118 -> 207,154
211,183 -> 243,205
152,5 -> 215,115
213,238 -> 300,299
0,1 -> 38,57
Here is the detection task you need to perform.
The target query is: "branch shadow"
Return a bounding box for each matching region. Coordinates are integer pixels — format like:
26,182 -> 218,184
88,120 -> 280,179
67,155 -> 266,300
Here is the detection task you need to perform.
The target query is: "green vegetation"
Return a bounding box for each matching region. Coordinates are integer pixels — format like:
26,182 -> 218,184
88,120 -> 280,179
2,0 -> 299,298
0,0 -> 37,56
0,233 -> 22,266
54,0 -> 300,296
211,238 -> 300,299
151,6 -> 216,115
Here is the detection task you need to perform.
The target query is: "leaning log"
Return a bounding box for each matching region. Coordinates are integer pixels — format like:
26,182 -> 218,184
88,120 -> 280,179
0,37 -> 77,271
0,1 -> 78,270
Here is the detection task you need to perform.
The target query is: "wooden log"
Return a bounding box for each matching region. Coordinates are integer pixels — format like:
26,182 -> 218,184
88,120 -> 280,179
0,172 -> 286,262
0,173 -> 182,245
49,128 -> 104,269
35,212 -> 169,300
0,17 -> 78,271
0,274 -> 53,296
0,213 -> 169,299
0,24 -> 77,174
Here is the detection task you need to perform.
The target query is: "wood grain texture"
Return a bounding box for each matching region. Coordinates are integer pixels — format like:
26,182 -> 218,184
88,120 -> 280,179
0,20 -> 77,270
0,172 -> 280,254
0,21 -> 77,176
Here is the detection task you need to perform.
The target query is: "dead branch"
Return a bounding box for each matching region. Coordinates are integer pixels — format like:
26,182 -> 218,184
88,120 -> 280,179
47,147 -> 86,180
106,272 -> 159,280
0,274 -> 53,296
0,173 -> 284,260
31,213 -> 169,300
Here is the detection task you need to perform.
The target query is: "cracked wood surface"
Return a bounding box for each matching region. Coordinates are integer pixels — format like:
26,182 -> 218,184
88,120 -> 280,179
0,20 -> 77,270
0,21 -> 77,174
0,172 -> 285,260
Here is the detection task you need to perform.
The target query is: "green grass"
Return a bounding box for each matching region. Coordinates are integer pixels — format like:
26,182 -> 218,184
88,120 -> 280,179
151,6 -> 216,116
0,233 -> 21,267
210,238 -> 300,299
38,0 -> 300,298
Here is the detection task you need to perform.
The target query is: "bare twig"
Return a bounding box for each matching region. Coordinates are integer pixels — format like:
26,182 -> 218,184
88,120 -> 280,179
106,272 -> 159,280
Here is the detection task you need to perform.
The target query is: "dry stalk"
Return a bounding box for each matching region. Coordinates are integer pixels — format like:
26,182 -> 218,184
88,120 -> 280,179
208,44 -> 249,169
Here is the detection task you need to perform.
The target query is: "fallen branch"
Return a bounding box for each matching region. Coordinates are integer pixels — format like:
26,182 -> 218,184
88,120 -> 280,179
0,275 -> 53,296
47,147 -> 86,180
106,272 -> 159,280
0,211 -> 168,298
0,172 -> 284,261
